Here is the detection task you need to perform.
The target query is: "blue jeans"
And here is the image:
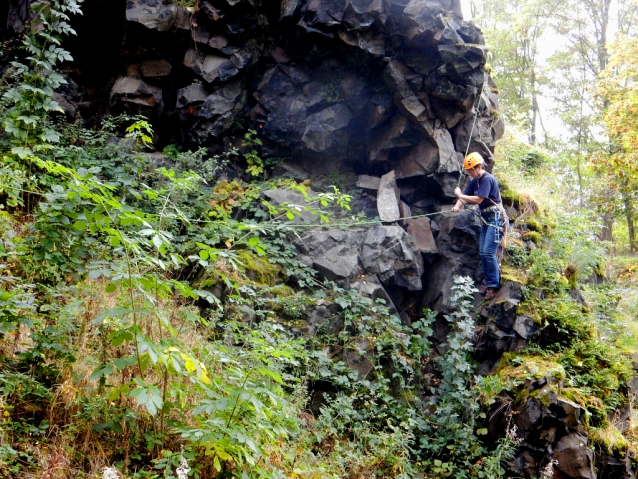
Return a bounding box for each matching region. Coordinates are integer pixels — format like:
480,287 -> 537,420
478,211 -> 503,289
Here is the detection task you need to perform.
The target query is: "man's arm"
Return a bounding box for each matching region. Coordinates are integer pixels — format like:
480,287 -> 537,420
452,198 -> 464,213
453,187 -> 484,212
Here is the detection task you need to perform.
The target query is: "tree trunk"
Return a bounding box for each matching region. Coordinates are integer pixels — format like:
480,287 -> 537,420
600,212 -> 613,243
622,190 -> 636,253
530,69 -> 538,144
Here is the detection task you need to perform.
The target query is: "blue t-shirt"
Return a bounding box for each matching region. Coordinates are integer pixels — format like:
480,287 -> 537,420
463,172 -> 501,210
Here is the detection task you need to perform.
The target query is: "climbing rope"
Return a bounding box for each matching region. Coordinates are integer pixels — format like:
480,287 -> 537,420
457,81 -> 487,189
207,209 -> 451,231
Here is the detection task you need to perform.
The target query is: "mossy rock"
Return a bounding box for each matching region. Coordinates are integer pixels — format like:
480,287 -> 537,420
500,186 -> 525,209
499,181 -> 540,214
522,231 -> 542,244
587,421 -> 638,456
540,212 -> 558,230
258,289 -> 313,319
236,250 -> 282,286
529,387 -> 555,407
195,250 -> 283,290
525,213 -> 556,235
514,301 -> 542,324
526,217 -> 543,232
496,355 -> 566,383
500,270 -> 528,285
559,388 -> 605,426
593,261 -> 607,279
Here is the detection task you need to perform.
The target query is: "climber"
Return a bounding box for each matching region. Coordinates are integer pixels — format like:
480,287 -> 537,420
452,152 -> 504,301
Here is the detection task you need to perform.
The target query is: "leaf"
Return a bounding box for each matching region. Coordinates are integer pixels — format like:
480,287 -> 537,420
73,220 -> 87,230
183,358 -> 196,373
200,369 -> 211,385
109,383 -> 130,401
104,283 -> 117,294
113,357 -> 137,370
88,269 -> 103,280
91,308 -> 134,324
259,368 -> 283,384
130,384 -> 163,416
11,147 -> 33,158
108,329 -> 134,347
152,234 -> 163,250
16,115 -> 37,125
216,449 -> 232,461
89,364 -> 113,382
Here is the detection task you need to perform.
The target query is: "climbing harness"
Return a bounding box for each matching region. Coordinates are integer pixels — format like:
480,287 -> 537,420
468,200 -> 509,267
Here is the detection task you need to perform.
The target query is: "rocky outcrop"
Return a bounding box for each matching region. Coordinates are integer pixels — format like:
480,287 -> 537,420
3,0 -> 29,36
0,0 -> 506,331
294,225 -> 423,293
475,280 -> 539,372
377,171 -> 401,222
46,0 -> 502,202
418,209 -> 482,313
488,374 -> 599,479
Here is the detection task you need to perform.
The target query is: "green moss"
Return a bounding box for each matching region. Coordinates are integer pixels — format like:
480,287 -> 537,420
497,355 -> 566,383
522,231 -> 542,244
258,288 -> 316,320
500,265 -> 528,284
540,213 -> 558,231
524,212 -> 557,235
194,250 -> 283,291
500,187 -> 525,209
513,386 -> 530,405
589,422 -> 629,454
237,250 -> 281,286
559,389 -> 605,426
263,284 -> 295,297
530,388 -> 553,407
593,261 -> 607,279
526,217 -> 542,232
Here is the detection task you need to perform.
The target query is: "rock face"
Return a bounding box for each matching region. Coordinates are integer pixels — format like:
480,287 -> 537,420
475,280 -> 539,372
2,0 -> 29,36
295,226 -> 423,293
418,209 -> 482,313
3,0 -> 505,329
488,374 -> 599,479
57,0 -> 501,324
40,0 -> 502,201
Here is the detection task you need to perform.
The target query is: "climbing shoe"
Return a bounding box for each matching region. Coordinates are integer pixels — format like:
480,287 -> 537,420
484,287 -> 498,300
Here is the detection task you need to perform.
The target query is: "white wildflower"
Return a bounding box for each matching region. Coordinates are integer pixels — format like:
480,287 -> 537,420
102,466 -> 121,479
504,412 -> 522,445
176,452 -> 191,479
541,459 -> 559,479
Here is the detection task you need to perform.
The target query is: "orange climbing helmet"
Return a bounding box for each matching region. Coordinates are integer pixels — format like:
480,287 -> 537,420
464,152 -> 484,170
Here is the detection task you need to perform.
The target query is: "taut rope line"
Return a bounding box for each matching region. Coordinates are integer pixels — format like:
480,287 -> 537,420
457,81 -> 487,189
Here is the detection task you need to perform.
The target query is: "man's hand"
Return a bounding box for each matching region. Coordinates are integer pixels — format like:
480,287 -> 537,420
452,204 -> 461,213
454,187 -> 462,198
